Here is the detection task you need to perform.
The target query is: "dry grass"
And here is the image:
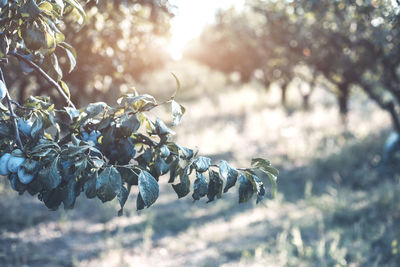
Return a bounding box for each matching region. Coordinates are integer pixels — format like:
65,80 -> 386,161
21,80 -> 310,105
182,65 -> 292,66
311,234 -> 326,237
1,61 -> 400,267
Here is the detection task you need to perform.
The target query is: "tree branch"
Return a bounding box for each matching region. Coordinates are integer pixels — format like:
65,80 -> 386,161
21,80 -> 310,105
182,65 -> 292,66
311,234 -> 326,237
9,52 -> 76,110
0,66 -> 24,151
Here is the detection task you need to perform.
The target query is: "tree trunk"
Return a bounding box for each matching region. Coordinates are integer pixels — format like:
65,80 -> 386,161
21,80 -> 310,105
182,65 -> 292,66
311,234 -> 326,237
281,82 -> 288,108
302,94 -> 310,110
337,83 -> 349,124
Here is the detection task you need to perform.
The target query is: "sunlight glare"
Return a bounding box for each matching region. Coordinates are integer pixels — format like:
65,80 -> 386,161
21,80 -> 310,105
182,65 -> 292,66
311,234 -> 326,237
167,0 -> 245,60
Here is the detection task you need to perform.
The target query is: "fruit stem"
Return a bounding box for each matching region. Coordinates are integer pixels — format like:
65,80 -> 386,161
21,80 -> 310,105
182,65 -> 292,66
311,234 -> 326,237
9,51 -> 76,110
0,66 -> 24,151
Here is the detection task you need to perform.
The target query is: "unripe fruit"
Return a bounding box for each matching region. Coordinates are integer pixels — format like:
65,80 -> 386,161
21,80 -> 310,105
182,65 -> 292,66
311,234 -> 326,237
17,167 -> 35,184
0,153 -> 11,176
7,156 -> 25,173
0,80 -> 7,101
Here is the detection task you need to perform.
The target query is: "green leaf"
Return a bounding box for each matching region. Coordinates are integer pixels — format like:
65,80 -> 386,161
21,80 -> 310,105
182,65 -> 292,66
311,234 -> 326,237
207,170 -> 223,202
53,0 -> 64,15
119,94 -> 157,112
159,145 -> 170,158
171,100 -> 185,126
172,182 -> 190,198
117,185 -> 130,216
20,0 -> 42,18
136,192 -> 145,211
252,175 -> 265,204
238,174 -> 254,203
84,172 -> 97,199
38,1 -> 53,14
168,158 -> 180,183
154,156 -> 169,177
59,80 -> 70,99
42,187 -> 63,210
192,172 -> 208,200
37,157 -> 62,191
193,156 -> 211,173
62,45 -> 76,73
118,167 -> 138,185
85,102 -> 107,117
138,170 -> 159,207
64,0 -> 86,21
62,178 -> 77,209
120,113 -> 140,137
96,166 -> 122,203
251,158 -> 271,169
58,42 -> 76,58
50,53 -> 62,81
64,106 -> 80,120
220,160 -> 239,193
155,117 -> 175,135
266,172 -> 277,198
30,117 -> 43,139
249,168 -> 277,198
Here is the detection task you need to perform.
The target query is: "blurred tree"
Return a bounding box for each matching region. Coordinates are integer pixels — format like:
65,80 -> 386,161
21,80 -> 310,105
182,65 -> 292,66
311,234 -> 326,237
188,0 -> 400,131
250,0 -> 400,129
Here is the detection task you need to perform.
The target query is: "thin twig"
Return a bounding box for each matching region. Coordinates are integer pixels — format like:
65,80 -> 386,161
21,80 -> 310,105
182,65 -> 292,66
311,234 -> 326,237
0,67 -> 24,151
9,51 -> 76,109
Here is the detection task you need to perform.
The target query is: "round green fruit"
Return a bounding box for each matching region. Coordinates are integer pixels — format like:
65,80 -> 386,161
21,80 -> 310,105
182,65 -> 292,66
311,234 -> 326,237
17,167 -> 35,184
7,156 -> 25,173
0,153 -> 11,176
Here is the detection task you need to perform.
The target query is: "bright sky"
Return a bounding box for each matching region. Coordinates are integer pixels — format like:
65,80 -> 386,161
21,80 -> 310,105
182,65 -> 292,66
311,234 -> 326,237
168,0 -> 245,60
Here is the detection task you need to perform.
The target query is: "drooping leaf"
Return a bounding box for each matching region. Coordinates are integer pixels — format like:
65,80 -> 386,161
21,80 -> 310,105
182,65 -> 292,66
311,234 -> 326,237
220,160 -> 239,193
61,45 -> 76,73
155,117 -> 175,136
168,158 -> 180,183
62,178 -> 78,209
192,172 -> 208,200
172,182 -> 190,198
84,171 -> 97,199
117,185 -> 130,216
172,165 -> 190,198
154,156 -> 169,177
138,170 -> 159,207
96,166 -> 122,203
42,187 -> 64,210
193,156 -> 211,173
171,100 -> 185,126
37,157 -> 62,190
207,170 -> 223,202
30,117 -> 43,139
238,174 -> 254,203
136,192 -> 145,211
118,167 -> 138,185
252,175 -> 265,204
120,113 -> 140,137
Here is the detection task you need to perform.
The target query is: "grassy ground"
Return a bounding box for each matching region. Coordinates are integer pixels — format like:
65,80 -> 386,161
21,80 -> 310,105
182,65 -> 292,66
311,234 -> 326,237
1,61 -> 400,266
